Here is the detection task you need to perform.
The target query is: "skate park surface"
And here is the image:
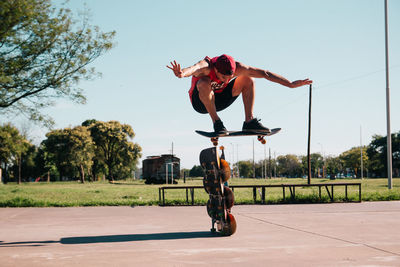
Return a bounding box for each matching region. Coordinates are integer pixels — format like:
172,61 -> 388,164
1,201 -> 400,266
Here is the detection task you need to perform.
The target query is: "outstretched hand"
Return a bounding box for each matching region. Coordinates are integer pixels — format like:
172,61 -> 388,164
166,60 -> 184,78
290,79 -> 313,88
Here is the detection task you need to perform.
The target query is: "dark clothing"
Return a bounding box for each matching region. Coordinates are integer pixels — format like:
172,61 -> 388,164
191,78 -> 239,114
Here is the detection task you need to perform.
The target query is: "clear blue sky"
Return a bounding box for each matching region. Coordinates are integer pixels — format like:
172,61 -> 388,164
15,0 -> 400,169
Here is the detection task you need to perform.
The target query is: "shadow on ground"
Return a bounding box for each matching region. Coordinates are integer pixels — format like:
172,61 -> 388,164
61,231 -> 217,244
0,231 -> 218,247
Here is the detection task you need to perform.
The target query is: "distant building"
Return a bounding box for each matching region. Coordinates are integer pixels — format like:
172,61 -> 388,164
142,154 -> 180,184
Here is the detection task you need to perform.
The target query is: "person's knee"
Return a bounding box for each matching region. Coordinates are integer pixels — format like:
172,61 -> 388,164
232,76 -> 254,96
197,77 -> 212,98
241,76 -> 254,88
197,77 -> 211,91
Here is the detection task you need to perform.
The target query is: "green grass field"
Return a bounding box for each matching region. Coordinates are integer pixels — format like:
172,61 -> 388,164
0,178 -> 399,207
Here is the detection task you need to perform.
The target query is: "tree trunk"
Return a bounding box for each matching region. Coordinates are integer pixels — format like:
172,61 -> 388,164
18,154 -> 22,184
79,164 -> 85,183
47,171 -> 50,182
4,163 -> 8,184
106,161 -> 114,183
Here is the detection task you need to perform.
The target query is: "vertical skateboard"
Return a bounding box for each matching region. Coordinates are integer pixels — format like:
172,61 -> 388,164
200,146 -> 236,236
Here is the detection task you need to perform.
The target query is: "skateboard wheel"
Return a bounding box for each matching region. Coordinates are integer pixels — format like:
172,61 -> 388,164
219,159 -> 231,182
211,137 -> 219,146
257,136 -> 267,144
261,139 -> 266,144
223,186 -> 235,209
220,214 -> 237,236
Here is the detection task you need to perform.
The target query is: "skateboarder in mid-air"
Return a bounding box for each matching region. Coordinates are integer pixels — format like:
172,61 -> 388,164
167,54 -> 312,134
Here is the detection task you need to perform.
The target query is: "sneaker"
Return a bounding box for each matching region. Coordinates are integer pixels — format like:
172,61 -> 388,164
242,118 -> 271,133
213,119 -> 228,134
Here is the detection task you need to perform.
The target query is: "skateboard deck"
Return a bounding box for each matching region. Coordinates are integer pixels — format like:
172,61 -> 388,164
200,146 -> 236,236
196,128 -> 281,146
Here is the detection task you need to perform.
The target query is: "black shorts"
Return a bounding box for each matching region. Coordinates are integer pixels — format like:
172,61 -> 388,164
191,78 -> 239,114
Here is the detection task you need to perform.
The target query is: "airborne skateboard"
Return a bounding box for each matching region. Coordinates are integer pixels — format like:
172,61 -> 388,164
196,128 -> 281,146
199,146 -> 236,236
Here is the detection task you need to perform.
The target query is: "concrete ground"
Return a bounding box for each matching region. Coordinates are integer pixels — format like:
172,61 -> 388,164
1,202 -> 400,267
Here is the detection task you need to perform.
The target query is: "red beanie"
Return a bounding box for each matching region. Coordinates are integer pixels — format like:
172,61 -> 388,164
214,54 -> 236,75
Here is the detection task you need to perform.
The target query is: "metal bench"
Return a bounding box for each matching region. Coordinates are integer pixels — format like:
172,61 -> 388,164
158,182 -> 362,206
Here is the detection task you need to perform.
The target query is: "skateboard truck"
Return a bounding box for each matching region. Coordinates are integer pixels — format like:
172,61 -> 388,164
211,137 -> 219,146
257,135 -> 267,144
212,136 -> 265,146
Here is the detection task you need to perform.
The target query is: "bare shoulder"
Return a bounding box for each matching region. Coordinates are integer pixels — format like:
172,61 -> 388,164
234,61 -> 250,75
193,60 -> 211,77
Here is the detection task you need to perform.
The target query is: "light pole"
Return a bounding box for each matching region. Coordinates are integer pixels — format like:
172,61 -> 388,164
307,84 -> 312,184
318,142 -> 324,178
230,143 -> 235,178
384,0 -> 392,189
236,144 -> 240,178
360,126 -> 364,179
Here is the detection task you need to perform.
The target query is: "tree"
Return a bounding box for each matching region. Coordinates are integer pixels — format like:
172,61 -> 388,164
276,154 -> 302,178
324,156 -> 343,178
67,126 -> 95,182
300,153 -> 323,178
393,132 -> 400,177
10,142 -> 38,182
340,147 -> 368,178
189,165 -> 203,177
237,160 -> 253,178
0,0 -> 115,126
0,123 -> 30,183
42,126 -> 94,182
86,120 -> 142,181
367,132 -> 400,177
35,144 -> 58,181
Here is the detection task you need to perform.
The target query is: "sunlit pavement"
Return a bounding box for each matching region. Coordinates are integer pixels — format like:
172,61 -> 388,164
1,202 -> 400,266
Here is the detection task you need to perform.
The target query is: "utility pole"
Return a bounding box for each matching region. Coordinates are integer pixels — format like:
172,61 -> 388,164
360,126 -> 364,179
231,143 -> 235,178
236,144 -> 240,178
263,145 -> 266,179
252,139 -> 255,178
269,147 -> 272,179
274,151 -> 277,178
384,0 -> 392,189
307,84 -> 312,184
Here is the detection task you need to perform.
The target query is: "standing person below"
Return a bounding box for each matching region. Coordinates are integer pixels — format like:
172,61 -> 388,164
167,54 -> 312,133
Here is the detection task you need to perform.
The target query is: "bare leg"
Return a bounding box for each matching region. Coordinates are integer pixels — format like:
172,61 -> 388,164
197,77 -> 220,123
232,76 -> 255,122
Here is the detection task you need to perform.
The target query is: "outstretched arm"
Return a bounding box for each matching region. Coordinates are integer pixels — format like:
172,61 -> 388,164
235,62 -> 312,88
167,59 -> 209,78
